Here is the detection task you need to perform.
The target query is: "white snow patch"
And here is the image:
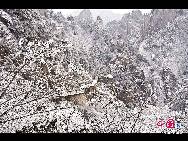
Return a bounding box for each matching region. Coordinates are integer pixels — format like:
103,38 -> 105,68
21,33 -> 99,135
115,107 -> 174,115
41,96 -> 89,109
106,74 -> 113,79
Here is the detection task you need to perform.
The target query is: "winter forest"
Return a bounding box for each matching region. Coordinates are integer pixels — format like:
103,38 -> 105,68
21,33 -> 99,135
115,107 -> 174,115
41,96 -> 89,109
0,9 -> 188,133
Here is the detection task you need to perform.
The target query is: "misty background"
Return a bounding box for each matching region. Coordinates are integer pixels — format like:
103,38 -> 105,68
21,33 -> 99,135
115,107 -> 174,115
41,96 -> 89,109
53,9 -> 152,25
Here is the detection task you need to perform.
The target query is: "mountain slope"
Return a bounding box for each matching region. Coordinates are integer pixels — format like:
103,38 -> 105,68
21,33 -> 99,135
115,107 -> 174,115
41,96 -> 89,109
0,9 -> 187,133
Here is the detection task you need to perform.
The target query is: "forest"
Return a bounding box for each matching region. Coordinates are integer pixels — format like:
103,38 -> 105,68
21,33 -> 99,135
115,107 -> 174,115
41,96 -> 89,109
0,9 -> 188,133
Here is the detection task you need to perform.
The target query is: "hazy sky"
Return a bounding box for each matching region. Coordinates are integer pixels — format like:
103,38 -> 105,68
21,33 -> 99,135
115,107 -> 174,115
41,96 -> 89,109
53,9 -> 152,17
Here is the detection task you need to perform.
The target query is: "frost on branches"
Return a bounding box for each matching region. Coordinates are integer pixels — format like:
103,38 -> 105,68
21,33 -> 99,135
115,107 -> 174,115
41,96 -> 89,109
0,9 -> 188,133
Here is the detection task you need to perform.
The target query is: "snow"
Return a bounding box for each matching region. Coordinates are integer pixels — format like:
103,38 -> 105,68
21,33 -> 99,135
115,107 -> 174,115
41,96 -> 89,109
106,74 -> 113,79
91,79 -> 98,86
0,9 -> 187,133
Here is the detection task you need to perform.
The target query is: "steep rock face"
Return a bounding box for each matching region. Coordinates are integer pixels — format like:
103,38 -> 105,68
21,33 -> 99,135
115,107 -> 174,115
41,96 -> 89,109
76,9 -> 94,33
139,14 -> 188,78
77,9 -> 93,21
119,10 -> 144,45
149,9 -> 188,34
0,9 -> 94,120
137,12 -> 188,113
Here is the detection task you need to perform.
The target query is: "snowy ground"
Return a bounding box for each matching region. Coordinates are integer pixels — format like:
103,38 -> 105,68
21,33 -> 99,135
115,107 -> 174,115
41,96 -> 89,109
0,88 -> 187,133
